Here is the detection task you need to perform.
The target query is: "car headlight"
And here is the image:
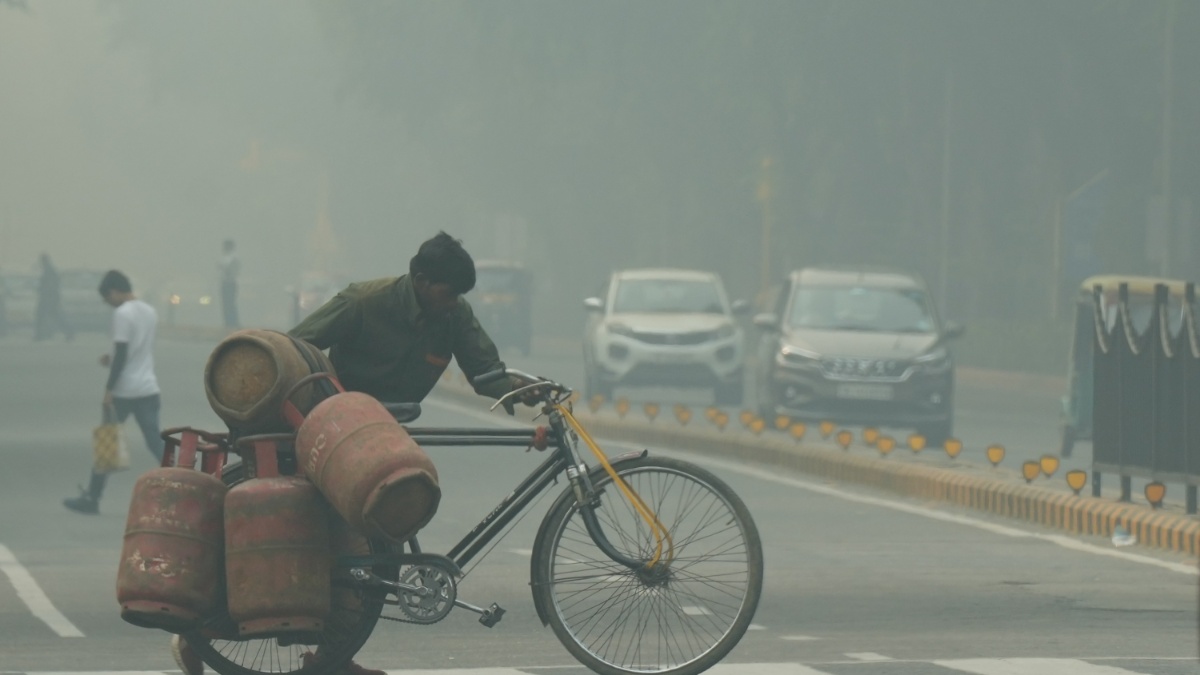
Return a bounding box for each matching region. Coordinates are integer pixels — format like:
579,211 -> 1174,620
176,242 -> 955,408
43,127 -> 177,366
914,346 -> 949,366
779,344 -> 820,365
716,323 -> 737,340
606,322 -> 636,338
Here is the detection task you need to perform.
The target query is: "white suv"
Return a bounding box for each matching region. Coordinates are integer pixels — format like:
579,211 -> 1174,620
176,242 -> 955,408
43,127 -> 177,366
583,269 -> 749,404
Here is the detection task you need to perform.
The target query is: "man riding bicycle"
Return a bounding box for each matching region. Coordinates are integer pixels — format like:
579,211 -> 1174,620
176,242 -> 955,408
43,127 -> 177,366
173,231 -> 536,675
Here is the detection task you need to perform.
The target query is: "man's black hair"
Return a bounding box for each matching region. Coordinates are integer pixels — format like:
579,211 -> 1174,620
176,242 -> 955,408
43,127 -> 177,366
409,231 -> 476,294
98,270 -> 132,296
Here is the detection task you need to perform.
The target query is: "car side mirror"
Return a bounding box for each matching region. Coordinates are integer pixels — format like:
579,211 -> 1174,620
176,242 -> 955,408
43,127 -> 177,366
584,297 -> 604,312
753,313 -> 779,331
943,320 -> 965,340
731,299 -> 751,315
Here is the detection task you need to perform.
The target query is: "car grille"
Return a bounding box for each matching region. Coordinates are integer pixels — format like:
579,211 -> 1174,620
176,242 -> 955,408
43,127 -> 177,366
820,357 -> 910,381
629,330 -> 717,345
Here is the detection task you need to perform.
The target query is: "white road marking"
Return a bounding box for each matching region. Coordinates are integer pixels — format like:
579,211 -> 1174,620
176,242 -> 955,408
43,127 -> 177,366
748,623 -> 766,630
703,665 -> 839,674
382,670 -> 532,675
0,543 -> 85,637
845,652 -> 894,662
935,658 -> 1158,674
780,635 -> 824,641
682,605 -> 713,616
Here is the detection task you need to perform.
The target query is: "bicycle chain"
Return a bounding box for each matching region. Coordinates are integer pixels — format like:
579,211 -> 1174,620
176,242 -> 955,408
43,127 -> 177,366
376,608 -> 448,626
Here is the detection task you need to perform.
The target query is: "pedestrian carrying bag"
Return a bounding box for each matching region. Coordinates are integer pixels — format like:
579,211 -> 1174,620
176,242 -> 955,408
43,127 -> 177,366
93,404 -> 130,473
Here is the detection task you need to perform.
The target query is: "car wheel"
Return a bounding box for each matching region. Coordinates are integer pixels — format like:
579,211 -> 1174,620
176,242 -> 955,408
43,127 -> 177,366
1059,424 -> 1075,459
584,364 -> 612,401
715,378 -> 744,407
754,368 -> 775,418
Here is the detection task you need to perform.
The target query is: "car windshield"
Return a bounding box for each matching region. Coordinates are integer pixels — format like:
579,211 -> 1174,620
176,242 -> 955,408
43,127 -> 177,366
613,278 -> 726,314
788,286 -> 936,333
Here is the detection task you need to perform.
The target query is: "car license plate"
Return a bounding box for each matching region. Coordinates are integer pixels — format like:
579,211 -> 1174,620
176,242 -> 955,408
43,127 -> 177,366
836,383 -> 894,401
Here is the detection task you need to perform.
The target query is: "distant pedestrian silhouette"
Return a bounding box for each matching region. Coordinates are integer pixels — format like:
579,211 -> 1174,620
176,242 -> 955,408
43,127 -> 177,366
34,253 -> 73,342
219,239 -> 240,328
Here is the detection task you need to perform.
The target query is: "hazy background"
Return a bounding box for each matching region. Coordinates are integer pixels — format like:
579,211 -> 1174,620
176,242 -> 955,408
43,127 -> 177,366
2,0 -> 1197,371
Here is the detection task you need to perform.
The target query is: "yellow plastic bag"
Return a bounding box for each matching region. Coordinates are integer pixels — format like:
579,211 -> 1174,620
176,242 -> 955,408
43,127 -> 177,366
93,406 -> 130,473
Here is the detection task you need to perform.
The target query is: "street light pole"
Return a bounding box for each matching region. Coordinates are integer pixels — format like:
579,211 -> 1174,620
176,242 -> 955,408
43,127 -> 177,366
938,67 -> 954,318
757,156 -> 774,300
1160,0 -> 1175,277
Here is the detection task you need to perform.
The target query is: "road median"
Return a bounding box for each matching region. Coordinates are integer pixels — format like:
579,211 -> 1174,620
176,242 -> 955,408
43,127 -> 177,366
433,375 -> 1200,559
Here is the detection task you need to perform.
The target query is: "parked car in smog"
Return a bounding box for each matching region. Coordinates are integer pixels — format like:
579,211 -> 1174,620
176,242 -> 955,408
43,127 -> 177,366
752,266 -> 963,445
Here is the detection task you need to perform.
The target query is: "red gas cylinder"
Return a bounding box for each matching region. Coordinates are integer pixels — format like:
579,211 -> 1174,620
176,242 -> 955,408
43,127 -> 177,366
224,435 -> 331,637
297,392 -> 440,543
117,429 -> 228,633
204,329 -> 340,434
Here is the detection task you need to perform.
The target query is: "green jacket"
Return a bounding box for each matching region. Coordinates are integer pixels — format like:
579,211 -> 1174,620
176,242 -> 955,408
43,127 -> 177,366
289,275 -> 509,403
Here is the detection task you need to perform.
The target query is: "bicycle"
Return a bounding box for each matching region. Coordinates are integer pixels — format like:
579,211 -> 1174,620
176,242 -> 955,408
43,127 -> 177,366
184,368 -> 764,675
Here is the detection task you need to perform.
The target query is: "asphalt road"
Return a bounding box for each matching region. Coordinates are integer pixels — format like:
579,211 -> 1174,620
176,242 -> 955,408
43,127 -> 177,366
0,333 -> 1196,674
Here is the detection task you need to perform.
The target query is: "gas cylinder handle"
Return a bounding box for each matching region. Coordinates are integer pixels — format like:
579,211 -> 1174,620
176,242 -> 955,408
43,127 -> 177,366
159,426 -> 230,447
157,427 -> 229,477
233,433 -> 298,450
282,372 -> 345,429
232,433 -> 297,479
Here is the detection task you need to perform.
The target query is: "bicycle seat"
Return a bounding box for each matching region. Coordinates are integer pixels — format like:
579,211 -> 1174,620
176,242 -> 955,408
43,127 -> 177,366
381,402 -> 421,424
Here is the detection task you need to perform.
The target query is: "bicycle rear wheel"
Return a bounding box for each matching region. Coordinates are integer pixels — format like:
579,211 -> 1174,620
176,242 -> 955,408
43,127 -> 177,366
184,461 -> 390,675
532,455 -> 763,675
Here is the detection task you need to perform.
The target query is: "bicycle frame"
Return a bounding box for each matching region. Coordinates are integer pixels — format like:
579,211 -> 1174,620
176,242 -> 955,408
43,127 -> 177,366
336,402 -> 666,576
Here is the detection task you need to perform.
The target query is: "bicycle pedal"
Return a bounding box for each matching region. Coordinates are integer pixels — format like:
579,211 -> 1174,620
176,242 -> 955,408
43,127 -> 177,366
478,603 -> 505,628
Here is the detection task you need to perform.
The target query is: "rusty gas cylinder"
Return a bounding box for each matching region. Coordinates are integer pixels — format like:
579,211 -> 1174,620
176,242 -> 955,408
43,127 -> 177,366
224,435 -> 331,637
297,392 -> 440,543
117,430 -> 227,633
204,329 -> 339,434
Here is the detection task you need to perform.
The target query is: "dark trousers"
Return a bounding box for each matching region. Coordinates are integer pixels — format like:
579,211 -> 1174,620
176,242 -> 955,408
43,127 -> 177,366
87,394 -> 163,501
221,280 -> 239,328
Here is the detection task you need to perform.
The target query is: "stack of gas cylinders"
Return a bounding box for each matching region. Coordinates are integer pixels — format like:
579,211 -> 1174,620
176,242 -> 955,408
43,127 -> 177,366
115,329 -> 440,640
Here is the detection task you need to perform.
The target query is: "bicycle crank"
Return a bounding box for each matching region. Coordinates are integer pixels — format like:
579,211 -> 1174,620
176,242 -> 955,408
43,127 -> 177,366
349,565 -> 506,627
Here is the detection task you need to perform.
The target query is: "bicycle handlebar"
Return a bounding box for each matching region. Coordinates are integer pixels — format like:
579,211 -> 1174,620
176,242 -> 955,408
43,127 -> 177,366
474,367 -> 572,413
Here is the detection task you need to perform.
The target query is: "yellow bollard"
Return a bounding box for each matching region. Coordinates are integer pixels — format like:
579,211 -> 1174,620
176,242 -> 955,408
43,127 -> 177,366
644,403 -> 660,422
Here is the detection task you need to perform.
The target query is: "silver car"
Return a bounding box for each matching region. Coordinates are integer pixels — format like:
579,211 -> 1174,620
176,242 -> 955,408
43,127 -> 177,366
583,269 -> 749,404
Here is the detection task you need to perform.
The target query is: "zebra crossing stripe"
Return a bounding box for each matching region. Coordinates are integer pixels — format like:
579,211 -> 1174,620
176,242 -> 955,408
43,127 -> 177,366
0,543 -> 85,638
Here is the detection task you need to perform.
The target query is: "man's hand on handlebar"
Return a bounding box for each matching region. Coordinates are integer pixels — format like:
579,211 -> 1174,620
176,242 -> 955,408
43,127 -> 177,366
509,376 -> 544,407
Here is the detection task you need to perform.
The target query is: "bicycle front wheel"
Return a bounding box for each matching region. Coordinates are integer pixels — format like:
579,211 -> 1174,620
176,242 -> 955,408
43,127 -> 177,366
532,455 -> 763,675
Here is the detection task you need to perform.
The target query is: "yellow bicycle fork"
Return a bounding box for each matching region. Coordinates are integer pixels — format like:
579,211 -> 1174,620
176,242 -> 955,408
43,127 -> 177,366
556,403 -> 675,568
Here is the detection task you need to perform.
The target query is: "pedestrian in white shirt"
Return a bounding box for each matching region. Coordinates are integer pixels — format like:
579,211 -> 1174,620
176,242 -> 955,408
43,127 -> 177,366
64,270 -> 163,515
